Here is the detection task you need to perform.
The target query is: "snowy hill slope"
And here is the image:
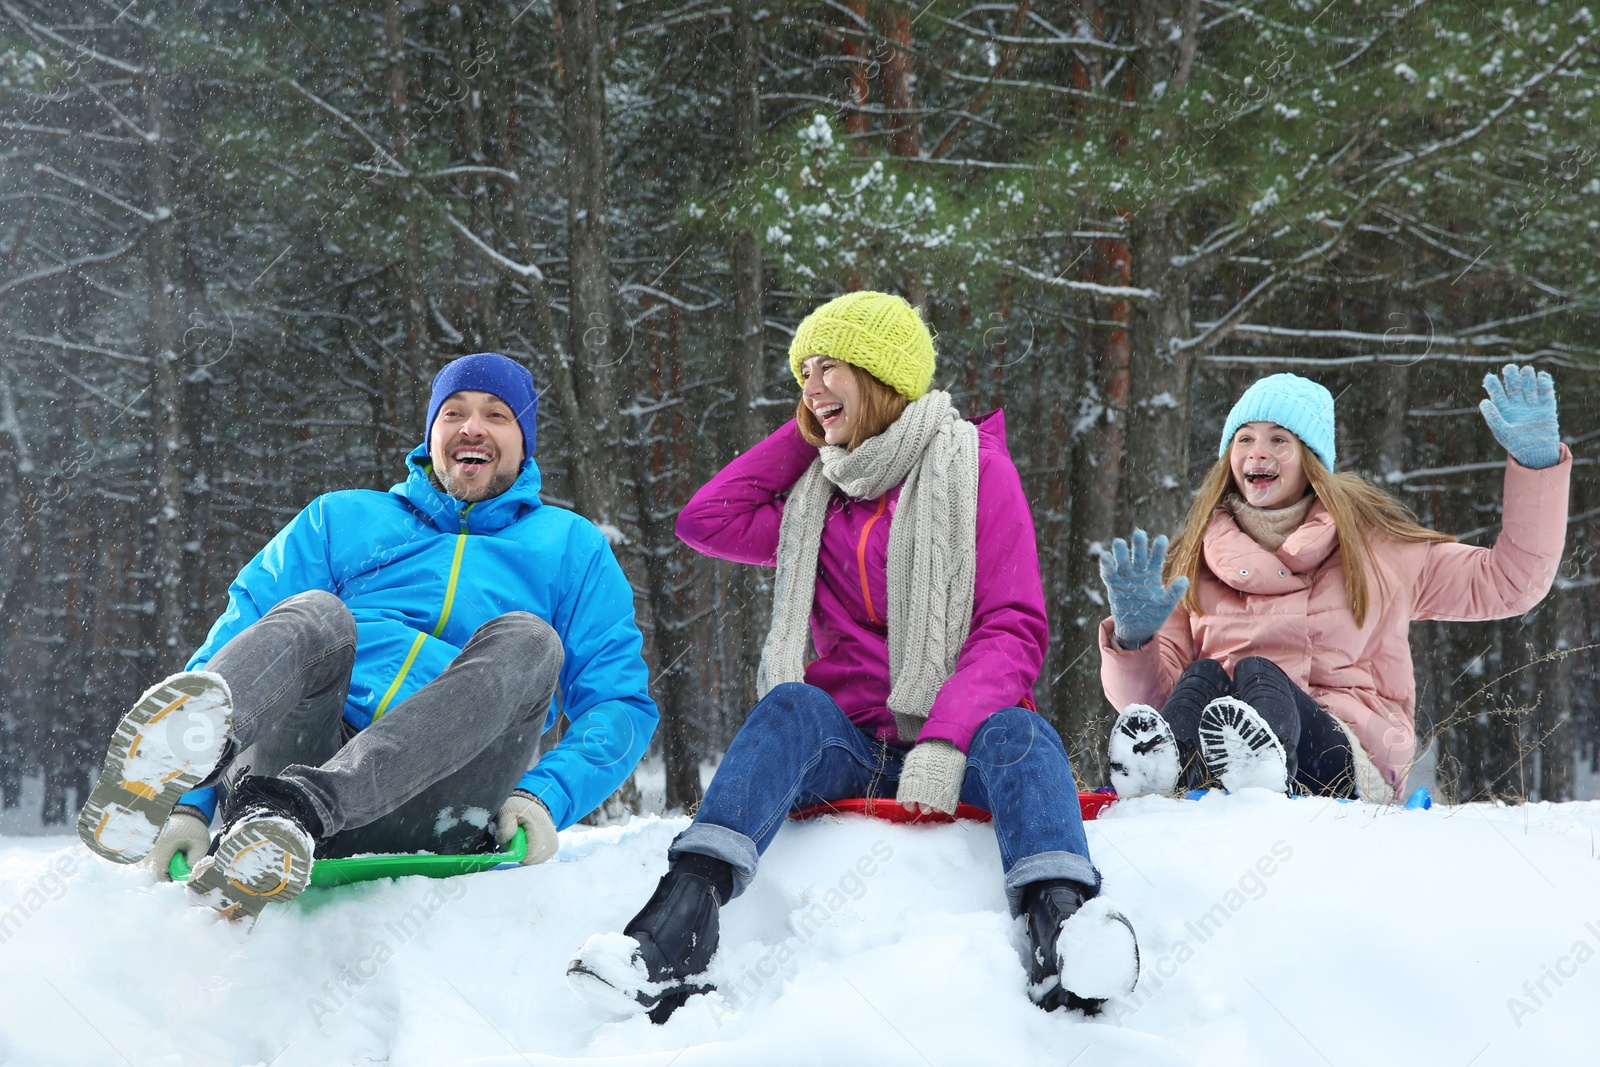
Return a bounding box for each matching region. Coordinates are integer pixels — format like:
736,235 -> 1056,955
3,792 -> 1599,1067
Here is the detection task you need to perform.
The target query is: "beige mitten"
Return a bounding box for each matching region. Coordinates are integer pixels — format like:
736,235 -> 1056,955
896,740 -> 969,815
495,791 -> 560,865
145,806 -> 213,881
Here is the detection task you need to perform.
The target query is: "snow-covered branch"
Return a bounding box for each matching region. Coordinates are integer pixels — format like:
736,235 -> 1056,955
1000,259 -> 1160,299
284,78 -> 407,176
619,284 -> 721,313
1194,323 -> 1526,348
0,233 -> 148,303
1199,350 -> 1572,368
932,14 -> 1135,52
420,166 -> 522,184
0,2 -> 145,75
34,164 -> 157,223
444,214 -> 546,281
1372,32 -> 1594,176
16,334 -> 148,365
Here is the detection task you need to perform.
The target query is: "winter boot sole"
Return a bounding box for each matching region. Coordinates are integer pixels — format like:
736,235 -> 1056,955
186,814 -> 314,920
567,932 -> 714,1021
1198,696 -> 1288,793
1107,704 -> 1181,797
567,933 -> 658,1017
77,672 -> 233,864
1058,897 -> 1141,1005
567,963 -> 651,1017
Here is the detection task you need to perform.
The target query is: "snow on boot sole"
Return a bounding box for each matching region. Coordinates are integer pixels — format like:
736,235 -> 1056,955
567,932 -> 714,1021
77,671 -> 233,864
1198,697 -> 1288,793
1058,897 -> 1141,1001
567,933 -> 661,1016
1107,704 -> 1180,797
186,814 -> 314,920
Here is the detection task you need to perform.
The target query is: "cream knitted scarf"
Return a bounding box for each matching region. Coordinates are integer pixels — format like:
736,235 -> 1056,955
1224,491 -> 1316,552
756,390 -> 980,741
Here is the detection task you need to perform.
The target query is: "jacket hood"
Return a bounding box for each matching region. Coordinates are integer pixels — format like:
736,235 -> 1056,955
393,442 -> 545,533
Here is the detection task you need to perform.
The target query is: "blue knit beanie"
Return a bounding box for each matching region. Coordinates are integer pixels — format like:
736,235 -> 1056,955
426,353 -> 538,459
1218,373 -> 1336,471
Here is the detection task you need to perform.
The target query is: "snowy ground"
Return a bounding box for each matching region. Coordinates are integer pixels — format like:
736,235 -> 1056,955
3,792 -> 1599,1066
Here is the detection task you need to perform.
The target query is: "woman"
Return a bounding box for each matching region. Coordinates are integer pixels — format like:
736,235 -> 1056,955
1099,367 -> 1570,800
568,291 -> 1138,1022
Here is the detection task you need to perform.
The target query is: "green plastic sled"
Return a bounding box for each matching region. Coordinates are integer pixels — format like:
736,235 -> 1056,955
168,826 -> 527,888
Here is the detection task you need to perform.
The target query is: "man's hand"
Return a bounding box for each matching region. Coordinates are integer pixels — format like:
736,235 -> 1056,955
145,806 -> 212,881
496,791 -> 559,865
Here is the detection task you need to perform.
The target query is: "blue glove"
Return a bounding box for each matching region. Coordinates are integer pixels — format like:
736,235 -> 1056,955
1099,529 -> 1190,650
1480,364 -> 1560,470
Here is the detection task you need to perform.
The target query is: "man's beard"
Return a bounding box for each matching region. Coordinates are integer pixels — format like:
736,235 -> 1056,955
432,464 -> 519,503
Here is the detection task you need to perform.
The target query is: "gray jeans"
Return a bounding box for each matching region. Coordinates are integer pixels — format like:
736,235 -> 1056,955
202,590 -> 563,858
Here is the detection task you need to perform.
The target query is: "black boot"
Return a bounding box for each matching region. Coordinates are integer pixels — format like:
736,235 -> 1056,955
214,775 -> 327,845
187,775 -> 327,919
1023,879 -> 1103,1015
568,851 -> 734,1023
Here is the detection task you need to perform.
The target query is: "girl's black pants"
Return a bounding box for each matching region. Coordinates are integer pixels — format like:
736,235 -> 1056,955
1162,656 -> 1356,797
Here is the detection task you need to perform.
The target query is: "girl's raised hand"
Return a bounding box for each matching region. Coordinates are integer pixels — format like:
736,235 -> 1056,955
1099,529 -> 1190,650
1481,364 -> 1561,470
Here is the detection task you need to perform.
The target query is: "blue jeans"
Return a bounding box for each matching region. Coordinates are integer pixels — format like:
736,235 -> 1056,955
672,682 -> 1100,916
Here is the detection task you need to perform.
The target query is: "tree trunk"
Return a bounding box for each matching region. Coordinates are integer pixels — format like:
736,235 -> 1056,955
469,12 -> 609,519
1047,236 -> 1133,775
840,0 -> 871,146
140,70 -> 186,668
1124,212 -> 1193,538
0,373 -> 41,810
1535,596 -> 1574,801
722,0 -> 771,722
448,4 -> 500,349
555,0 -> 622,530
880,1 -> 921,158
387,0 -> 430,457
632,298 -> 701,810
729,0 -> 766,450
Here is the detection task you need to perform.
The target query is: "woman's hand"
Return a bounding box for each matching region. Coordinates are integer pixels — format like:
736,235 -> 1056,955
896,740 -> 966,815
1099,529 -> 1189,650
1481,364 -> 1561,470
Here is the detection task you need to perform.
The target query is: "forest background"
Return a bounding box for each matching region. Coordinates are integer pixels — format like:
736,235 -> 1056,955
0,0 -> 1595,828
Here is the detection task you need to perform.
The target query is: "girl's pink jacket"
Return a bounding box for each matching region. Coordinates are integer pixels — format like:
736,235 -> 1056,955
676,414 -> 1049,752
1099,449 -> 1573,789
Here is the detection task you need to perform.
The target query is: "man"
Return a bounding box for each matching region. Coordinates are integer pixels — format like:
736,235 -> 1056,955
76,353 -> 657,918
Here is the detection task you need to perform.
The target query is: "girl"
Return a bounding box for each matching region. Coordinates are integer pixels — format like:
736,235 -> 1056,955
569,291 -> 1138,1022
1099,367 -> 1570,801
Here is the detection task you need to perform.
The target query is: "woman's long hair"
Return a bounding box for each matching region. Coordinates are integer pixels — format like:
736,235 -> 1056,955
795,364 -> 908,451
1164,444 -> 1454,627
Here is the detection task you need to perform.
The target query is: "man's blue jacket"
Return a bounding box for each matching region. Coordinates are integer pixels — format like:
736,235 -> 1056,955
176,443 -> 658,831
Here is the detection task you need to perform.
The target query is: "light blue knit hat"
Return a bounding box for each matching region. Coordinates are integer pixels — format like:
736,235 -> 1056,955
1218,373 -> 1336,470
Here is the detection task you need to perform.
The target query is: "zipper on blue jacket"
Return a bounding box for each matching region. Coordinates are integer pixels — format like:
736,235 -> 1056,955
374,503 -> 474,720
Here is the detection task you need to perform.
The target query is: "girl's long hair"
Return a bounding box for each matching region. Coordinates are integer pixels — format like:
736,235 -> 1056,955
1164,444 -> 1454,627
795,363 -> 908,450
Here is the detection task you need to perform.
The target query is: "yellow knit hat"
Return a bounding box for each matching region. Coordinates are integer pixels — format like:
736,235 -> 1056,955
788,291 -> 936,400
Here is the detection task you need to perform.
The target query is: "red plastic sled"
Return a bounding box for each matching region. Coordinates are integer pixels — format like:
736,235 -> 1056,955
791,790 -> 1118,824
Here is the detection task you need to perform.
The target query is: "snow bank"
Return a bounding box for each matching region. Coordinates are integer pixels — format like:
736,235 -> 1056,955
3,793 -> 1599,1066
